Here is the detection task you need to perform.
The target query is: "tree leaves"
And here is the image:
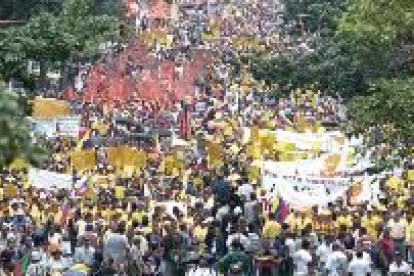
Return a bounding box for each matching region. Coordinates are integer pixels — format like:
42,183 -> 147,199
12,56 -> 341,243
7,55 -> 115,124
347,78 -> 414,156
0,86 -> 47,168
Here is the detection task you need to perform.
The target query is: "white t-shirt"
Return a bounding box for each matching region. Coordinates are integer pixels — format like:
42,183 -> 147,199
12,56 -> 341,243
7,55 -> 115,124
351,251 -> 371,265
348,258 -> 371,276
238,183 -> 254,200
286,238 -> 296,257
389,261 -> 411,274
293,249 -> 312,275
325,250 -> 347,276
316,242 -> 331,264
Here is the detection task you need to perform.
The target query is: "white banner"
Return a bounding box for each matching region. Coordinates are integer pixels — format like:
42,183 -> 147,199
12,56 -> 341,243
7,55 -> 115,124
275,130 -> 341,152
31,116 -> 80,137
31,119 -> 57,138
261,162 -> 379,210
57,117 -> 81,136
262,156 -> 327,176
261,167 -> 350,210
29,168 -> 73,190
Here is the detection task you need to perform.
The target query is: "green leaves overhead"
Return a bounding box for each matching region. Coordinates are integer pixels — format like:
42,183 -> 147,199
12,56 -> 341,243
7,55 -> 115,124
0,0 -> 119,87
0,86 -> 47,168
338,0 -> 414,44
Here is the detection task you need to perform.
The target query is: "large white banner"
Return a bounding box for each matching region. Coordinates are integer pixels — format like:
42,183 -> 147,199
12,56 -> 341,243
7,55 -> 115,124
262,167 -> 350,210
261,162 -> 379,210
262,156 -> 327,176
29,168 -> 73,190
31,116 -> 80,137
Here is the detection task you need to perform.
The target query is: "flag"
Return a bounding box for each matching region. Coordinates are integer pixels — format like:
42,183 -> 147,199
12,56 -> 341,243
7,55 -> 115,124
271,196 -> 289,224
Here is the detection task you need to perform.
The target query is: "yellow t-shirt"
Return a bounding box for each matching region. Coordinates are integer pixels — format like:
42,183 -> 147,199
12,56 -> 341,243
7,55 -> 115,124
262,220 -> 281,239
193,226 -> 208,241
132,211 -> 144,224
362,215 -> 381,239
406,220 -> 414,244
336,215 -> 353,228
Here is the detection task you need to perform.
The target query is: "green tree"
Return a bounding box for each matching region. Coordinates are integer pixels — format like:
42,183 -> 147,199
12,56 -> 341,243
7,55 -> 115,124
281,0 -> 347,36
347,78 -> 414,163
0,0 -> 63,21
0,0 -> 119,92
0,86 -> 46,168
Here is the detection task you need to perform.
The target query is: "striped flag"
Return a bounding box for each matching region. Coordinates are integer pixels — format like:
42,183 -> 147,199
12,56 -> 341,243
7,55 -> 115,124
271,196 -> 289,224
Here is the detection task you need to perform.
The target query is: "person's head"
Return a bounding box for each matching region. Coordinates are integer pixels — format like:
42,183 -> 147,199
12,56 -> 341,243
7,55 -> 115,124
383,228 -> 391,238
331,242 -> 340,252
395,251 -> 403,265
301,239 -> 310,251
231,239 -> 243,251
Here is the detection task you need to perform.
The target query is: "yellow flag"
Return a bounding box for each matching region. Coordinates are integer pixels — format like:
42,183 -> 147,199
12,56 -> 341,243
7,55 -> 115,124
70,150 -> 96,171
207,142 -> 222,167
407,170 -> 414,181
3,185 -> 18,198
115,186 -> 125,199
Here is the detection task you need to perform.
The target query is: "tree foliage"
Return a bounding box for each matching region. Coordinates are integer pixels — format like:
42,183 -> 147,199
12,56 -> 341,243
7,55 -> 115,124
281,0 -> 347,36
0,0 -> 119,90
252,0 -> 414,164
347,78 -> 414,161
338,0 -> 414,44
0,86 -> 46,168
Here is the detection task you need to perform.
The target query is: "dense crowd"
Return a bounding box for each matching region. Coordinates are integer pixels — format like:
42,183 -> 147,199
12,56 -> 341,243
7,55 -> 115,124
1,0 -> 414,276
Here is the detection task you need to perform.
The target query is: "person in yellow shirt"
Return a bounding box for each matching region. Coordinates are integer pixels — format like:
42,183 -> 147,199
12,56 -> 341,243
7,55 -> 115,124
262,212 -> 281,240
336,210 -> 353,230
406,215 -> 414,260
361,209 -> 381,240
296,212 -> 312,233
193,219 -> 209,242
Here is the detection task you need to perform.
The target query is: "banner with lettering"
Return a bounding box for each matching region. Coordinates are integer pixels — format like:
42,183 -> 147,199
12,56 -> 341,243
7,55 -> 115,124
261,167 -> 350,210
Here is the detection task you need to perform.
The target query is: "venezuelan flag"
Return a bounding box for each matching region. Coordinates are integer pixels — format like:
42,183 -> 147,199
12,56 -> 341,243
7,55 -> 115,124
271,195 -> 289,224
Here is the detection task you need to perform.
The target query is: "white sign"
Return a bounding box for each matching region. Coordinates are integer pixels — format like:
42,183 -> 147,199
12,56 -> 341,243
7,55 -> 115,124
57,117 -> 81,137
29,168 -> 73,190
31,116 -> 80,137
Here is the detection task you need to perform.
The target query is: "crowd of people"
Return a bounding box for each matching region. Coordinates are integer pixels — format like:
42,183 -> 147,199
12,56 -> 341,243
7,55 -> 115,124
1,0 -> 414,276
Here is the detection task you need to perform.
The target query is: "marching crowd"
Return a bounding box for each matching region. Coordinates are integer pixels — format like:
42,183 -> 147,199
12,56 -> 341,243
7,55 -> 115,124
1,0 -> 414,276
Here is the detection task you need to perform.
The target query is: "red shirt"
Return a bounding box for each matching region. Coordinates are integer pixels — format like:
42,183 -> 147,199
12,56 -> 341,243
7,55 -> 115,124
378,236 -> 395,261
